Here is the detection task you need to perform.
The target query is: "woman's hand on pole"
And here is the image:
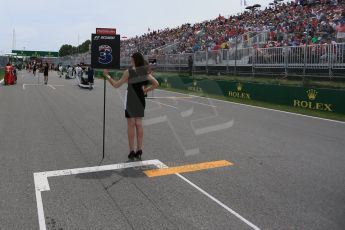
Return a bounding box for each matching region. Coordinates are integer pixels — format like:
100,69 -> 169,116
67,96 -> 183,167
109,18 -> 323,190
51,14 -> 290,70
103,69 -> 109,79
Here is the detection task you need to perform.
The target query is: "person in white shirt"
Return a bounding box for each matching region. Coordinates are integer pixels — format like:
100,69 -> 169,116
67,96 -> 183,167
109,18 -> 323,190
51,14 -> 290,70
75,65 -> 83,80
67,66 -> 73,79
58,65 -> 63,78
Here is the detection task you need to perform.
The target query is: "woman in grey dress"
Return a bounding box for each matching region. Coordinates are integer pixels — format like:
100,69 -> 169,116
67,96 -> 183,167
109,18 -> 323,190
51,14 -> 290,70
103,52 -> 159,160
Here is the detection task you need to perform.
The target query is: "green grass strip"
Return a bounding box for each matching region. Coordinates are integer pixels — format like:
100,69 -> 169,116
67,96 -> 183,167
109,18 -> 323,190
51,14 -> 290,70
105,70 -> 345,89
0,69 -> 4,81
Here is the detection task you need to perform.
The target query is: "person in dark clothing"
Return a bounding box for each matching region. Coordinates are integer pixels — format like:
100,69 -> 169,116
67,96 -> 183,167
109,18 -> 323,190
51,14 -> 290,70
33,63 -> 37,76
87,66 -> 94,90
43,62 -> 49,84
103,52 -> 159,160
188,55 -> 193,76
13,66 -> 17,84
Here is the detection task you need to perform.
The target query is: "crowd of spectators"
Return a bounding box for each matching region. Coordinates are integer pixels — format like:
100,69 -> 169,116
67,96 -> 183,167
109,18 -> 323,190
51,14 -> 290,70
120,0 -> 345,57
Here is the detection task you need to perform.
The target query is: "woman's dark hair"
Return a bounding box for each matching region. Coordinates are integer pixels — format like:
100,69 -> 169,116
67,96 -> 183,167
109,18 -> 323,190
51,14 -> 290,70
131,52 -> 151,79
131,52 -> 146,67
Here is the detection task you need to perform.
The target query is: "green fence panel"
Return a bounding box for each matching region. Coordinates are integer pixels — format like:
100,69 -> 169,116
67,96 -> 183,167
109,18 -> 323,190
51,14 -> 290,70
155,76 -> 345,114
95,73 -> 345,115
223,82 -> 345,114
158,76 -> 192,91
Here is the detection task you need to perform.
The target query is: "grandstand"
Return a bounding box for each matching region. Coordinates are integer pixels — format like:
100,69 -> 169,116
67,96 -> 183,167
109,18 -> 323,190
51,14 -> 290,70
121,1 -> 345,54
56,0 -> 345,78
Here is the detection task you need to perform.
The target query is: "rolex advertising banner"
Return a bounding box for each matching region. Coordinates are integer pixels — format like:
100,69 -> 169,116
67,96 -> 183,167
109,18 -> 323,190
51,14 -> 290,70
91,34 -> 120,69
223,82 -> 345,114
156,76 -> 345,114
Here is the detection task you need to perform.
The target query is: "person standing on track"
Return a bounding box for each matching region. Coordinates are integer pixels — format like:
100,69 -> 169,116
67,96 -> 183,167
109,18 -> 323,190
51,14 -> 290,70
67,65 -> 73,79
76,64 -> 83,82
13,66 -> 17,84
58,65 -> 63,78
33,62 -> 37,77
43,62 -> 49,84
4,62 -> 14,85
87,66 -> 94,90
103,52 -> 159,160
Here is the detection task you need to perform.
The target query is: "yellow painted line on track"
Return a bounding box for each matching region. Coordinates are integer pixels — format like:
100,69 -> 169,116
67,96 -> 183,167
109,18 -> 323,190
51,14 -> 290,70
144,160 -> 233,177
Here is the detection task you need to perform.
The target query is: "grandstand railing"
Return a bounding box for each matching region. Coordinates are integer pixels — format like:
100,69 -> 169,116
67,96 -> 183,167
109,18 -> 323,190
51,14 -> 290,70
141,43 -> 345,78
245,31 -> 269,48
156,41 -> 180,54
228,31 -> 269,49
53,43 -> 345,78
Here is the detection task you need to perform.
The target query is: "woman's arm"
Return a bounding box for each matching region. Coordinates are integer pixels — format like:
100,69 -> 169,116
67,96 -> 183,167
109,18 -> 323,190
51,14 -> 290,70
103,69 -> 129,88
143,74 -> 159,94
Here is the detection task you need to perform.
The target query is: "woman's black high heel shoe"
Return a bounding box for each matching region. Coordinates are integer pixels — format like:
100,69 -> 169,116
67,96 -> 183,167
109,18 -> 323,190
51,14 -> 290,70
135,150 -> 143,160
128,151 -> 136,160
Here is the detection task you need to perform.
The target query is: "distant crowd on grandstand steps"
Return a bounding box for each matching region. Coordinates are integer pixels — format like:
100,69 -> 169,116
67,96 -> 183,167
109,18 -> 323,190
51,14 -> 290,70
121,0 -> 345,57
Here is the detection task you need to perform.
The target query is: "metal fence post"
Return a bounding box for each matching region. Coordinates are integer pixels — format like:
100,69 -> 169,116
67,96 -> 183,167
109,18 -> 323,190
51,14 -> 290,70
206,51 -> 209,74
165,55 -> 167,72
235,35 -> 238,76
328,44 -> 333,79
303,45 -> 307,80
226,49 -> 229,75
193,52 -> 196,76
284,45 -> 288,78
252,48 -> 255,77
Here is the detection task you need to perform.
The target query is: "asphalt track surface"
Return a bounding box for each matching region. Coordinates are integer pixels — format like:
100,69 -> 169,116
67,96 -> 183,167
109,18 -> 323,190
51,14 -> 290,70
0,70 -> 344,230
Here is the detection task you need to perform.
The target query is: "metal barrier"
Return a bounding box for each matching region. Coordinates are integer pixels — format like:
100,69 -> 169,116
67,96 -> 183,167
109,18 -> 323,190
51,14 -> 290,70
333,43 -> 345,70
287,46 -> 305,68
254,47 -> 284,67
0,56 -> 9,67
194,51 -> 207,64
246,31 -> 269,48
55,43 -> 345,78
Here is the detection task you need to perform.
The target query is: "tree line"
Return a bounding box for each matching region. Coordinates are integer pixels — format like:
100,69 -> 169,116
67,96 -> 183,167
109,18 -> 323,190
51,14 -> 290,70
58,40 -> 91,57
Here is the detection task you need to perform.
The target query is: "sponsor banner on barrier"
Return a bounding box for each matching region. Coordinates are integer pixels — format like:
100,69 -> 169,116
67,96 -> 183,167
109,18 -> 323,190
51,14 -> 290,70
155,76 -> 345,114
292,89 -> 333,112
12,50 -> 59,57
227,83 -> 251,100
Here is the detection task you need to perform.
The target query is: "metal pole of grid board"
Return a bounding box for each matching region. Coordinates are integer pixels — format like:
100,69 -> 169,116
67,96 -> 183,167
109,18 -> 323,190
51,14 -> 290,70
102,71 -> 106,160
206,51 -> 208,74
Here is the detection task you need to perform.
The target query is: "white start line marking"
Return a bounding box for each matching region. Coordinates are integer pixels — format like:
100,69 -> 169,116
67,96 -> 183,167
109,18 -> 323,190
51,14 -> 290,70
34,159 -> 260,230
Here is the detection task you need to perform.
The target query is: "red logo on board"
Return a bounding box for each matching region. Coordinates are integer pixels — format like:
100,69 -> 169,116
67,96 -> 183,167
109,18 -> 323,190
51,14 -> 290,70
96,28 -> 116,35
